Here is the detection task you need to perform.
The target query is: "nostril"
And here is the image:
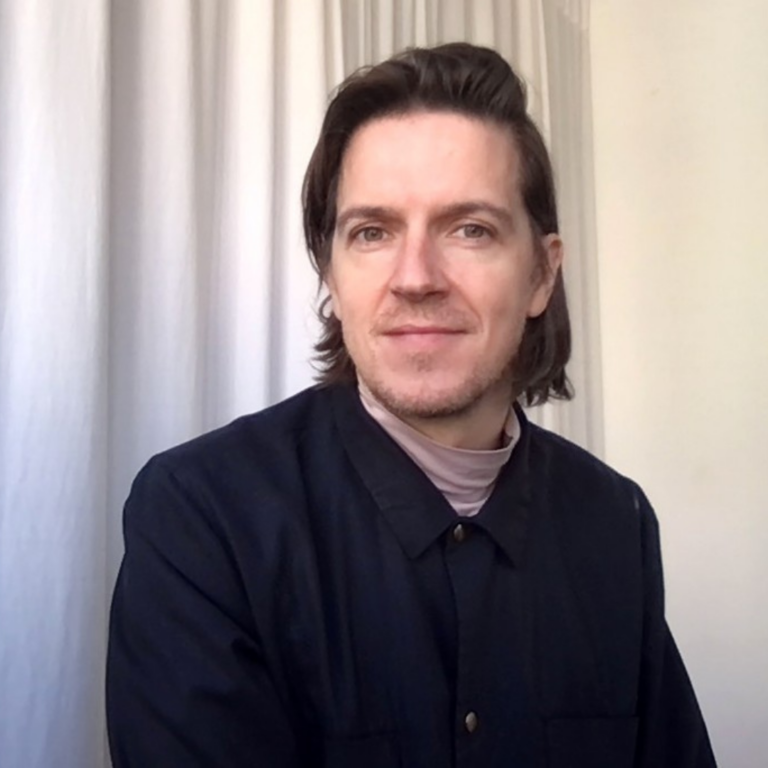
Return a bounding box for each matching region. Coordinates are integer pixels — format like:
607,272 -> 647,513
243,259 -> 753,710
390,284 -> 450,301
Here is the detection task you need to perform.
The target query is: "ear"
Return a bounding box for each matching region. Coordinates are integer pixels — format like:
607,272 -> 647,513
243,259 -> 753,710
527,233 -> 563,318
324,267 -> 342,321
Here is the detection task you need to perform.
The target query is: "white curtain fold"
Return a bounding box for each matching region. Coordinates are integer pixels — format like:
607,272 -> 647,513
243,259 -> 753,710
0,4 -> 110,767
0,3 -> 598,766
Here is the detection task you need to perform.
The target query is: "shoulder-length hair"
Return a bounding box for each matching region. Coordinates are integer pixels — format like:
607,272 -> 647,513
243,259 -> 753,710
301,42 -> 572,406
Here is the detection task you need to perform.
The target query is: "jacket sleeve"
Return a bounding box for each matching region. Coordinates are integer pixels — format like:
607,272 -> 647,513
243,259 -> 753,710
633,487 -> 718,767
106,456 -> 302,767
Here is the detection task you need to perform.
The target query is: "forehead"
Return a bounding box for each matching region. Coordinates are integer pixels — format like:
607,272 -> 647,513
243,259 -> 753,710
336,111 -> 524,211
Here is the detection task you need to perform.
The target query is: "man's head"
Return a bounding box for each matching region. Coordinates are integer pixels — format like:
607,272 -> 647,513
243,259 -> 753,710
302,42 -> 572,416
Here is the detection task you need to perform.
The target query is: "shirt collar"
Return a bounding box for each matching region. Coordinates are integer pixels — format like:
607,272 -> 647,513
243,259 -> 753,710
331,384 -> 532,566
357,381 -> 520,518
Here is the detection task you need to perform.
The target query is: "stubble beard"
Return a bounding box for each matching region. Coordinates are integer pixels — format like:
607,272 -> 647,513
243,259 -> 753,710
360,346 -> 518,422
350,300 -> 526,422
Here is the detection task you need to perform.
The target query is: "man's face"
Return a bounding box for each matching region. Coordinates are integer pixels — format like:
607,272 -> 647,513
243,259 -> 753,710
327,111 -> 561,420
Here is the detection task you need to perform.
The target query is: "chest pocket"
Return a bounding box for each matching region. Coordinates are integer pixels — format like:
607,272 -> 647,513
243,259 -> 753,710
547,717 -> 638,768
323,733 -> 400,768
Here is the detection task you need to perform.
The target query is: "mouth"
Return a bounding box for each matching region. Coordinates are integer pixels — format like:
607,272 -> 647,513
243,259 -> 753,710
380,325 -> 468,351
383,325 -> 467,336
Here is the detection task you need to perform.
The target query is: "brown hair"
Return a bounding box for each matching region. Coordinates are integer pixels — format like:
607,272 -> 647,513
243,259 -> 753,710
302,42 -> 572,405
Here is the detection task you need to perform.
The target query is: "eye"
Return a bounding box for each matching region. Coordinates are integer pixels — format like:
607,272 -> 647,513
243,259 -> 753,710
457,223 -> 492,240
352,226 -> 386,243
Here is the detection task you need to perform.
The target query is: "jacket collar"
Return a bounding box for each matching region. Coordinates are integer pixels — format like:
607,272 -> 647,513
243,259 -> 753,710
331,384 -> 532,566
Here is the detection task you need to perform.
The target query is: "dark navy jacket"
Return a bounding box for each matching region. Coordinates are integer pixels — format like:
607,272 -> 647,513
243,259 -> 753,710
107,383 -> 716,767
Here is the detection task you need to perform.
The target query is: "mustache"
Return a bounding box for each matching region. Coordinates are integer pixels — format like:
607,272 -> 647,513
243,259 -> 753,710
372,304 -> 473,334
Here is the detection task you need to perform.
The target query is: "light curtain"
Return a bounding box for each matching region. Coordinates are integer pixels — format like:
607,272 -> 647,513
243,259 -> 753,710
0,2 -> 597,766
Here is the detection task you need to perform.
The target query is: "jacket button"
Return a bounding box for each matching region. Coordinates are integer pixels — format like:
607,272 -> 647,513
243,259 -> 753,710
452,524 -> 467,543
464,711 -> 478,733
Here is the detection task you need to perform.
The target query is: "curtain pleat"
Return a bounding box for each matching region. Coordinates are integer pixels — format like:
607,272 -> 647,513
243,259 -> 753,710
0,4 -> 110,767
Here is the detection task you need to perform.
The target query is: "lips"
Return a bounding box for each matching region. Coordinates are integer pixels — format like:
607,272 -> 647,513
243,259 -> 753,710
379,325 -> 468,353
382,325 -> 466,336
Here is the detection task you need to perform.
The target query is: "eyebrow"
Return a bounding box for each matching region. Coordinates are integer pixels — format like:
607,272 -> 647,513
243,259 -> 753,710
335,200 -> 515,234
335,206 -> 398,234
438,201 -> 515,229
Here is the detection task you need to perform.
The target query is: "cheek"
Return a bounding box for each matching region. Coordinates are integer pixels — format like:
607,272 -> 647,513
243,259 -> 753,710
471,273 -> 533,332
331,291 -> 373,344
326,271 -> 367,325
485,305 -> 528,352
331,265 -> 390,324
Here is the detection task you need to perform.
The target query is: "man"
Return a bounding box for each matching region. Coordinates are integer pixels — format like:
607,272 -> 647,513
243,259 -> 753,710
107,43 -> 716,767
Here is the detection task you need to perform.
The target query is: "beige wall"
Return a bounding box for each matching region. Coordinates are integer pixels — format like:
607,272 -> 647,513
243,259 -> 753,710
590,1 -> 768,765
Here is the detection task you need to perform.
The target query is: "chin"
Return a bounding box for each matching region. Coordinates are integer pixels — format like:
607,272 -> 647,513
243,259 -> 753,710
364,371 -> 493,420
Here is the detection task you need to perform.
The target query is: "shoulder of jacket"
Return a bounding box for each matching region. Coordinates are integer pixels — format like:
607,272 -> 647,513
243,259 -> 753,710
149,385 -> 327,470
526,421 -> 649,513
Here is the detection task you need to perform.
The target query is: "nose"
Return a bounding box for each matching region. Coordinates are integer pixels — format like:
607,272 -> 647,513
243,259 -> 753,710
389,233 -> 449,300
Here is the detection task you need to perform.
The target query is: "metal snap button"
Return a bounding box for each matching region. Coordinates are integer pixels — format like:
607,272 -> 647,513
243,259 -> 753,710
452,524 -> 467,543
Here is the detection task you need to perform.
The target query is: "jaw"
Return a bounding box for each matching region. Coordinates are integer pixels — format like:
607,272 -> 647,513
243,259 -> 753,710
360,367 -> 515,450
359,352 -> 513,419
